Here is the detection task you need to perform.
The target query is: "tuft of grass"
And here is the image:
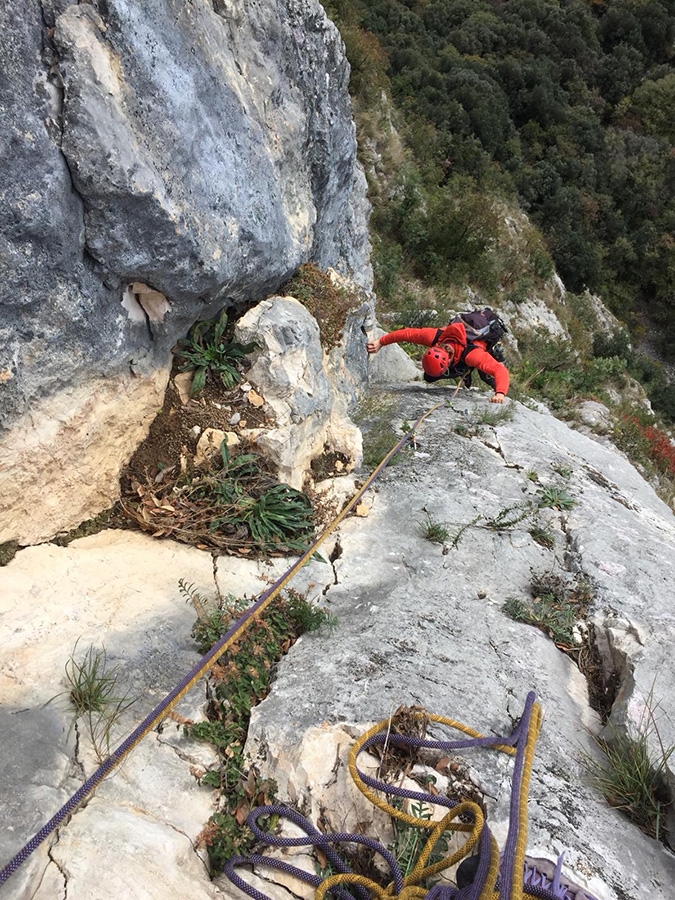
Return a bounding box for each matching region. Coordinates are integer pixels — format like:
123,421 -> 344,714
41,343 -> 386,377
476,404 -> 515,427
121,444 -> 315,555
57,641 -> 137,761
420,512 -> 450,544
281,263 -> 362,350
537,485 -> 575,511
529,524 -> 555,550
503,570 -> 591,649
525,470 -> 539,483
581,690 -> 674,845
503,595 -> 578,647
175,308 -> 257,397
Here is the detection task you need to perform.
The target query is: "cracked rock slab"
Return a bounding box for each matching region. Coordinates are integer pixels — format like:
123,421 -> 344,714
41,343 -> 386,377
32,802 -> 218,900
0,531 -> 219,897
246,390 -> 675,900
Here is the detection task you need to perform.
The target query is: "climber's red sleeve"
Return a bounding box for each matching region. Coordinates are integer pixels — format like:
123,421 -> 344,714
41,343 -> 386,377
465,345 -> 510,395
379,328 -> 439,348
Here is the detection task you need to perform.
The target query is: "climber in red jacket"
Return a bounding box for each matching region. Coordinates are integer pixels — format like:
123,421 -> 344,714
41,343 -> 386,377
366,321 -> 509,403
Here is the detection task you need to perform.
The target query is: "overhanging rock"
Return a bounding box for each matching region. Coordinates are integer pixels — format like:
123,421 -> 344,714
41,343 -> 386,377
0,0 -> 371,543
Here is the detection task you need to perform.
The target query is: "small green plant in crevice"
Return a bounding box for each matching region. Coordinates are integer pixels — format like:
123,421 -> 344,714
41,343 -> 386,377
537,485 -> 575,511
503,570 -> 591,650
182,582 -> 336,873
452,405 -> 513,439
503,595 -> 578,648
581,691 -> 674,847
528,523 -> 555,550
389,798 -> 452,882
54,641 -> 137,762
551,463 -> 573,480
179,579 -> 232,654
420,511 -> 450,544
525,469 -> 539,483
448,502 -> 534,550
175,308 -> 258,397
476,404 -> 515,427
448,515 -> 483,550
52,506 -> 120,547
452,421 -> 477,439
481,503 -> 532,531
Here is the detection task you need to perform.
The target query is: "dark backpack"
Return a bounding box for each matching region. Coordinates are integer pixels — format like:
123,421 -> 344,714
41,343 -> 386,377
452,308 -> 508,353
432,307 -> 508,385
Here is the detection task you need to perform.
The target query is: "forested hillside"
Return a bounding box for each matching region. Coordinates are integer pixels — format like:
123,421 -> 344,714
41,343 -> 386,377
324,0 -> 675,355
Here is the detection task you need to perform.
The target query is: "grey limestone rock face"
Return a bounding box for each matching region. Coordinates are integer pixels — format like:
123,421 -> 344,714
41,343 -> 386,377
3,391 -> 675,897
0,0 -> 371,542
246,389 -> 675,900
1,0 -> 370,429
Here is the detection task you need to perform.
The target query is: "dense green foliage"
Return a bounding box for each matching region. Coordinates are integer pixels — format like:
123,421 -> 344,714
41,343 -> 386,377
326,0 -> 675,355
184,587 -> 336,871
176,308 -> 257,396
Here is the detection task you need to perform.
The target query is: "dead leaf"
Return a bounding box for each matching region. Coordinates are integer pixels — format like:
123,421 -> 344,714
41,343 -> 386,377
316,848 -> 328,869
155,465 -> 176,484
151,530 -> 166,538
166,710 -> 194,726
436,757 -> 451,772
235,803 -> 248,826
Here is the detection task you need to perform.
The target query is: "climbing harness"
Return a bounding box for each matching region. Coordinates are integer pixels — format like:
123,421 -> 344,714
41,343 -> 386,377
223,693 -> 599,900
0,401 -> 445,886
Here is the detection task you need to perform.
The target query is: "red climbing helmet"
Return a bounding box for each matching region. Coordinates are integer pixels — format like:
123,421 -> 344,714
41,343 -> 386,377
422,346 -> 452,378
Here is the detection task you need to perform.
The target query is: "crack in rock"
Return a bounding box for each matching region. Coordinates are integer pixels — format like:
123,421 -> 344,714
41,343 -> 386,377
70,721 -> 86,782
46,835 -> 68,900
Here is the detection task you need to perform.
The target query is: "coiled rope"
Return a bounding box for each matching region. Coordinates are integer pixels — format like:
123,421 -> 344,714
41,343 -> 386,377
0,400 -> 444,886
223,693 -> 598,900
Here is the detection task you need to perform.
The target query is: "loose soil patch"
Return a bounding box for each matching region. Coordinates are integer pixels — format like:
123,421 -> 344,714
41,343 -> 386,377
122,372 -> 270,489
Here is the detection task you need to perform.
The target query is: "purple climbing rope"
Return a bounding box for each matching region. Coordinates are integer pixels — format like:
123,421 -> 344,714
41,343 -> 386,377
0,401 -> 445,886
222,693 -> 599,900
0,573 -> 280,884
